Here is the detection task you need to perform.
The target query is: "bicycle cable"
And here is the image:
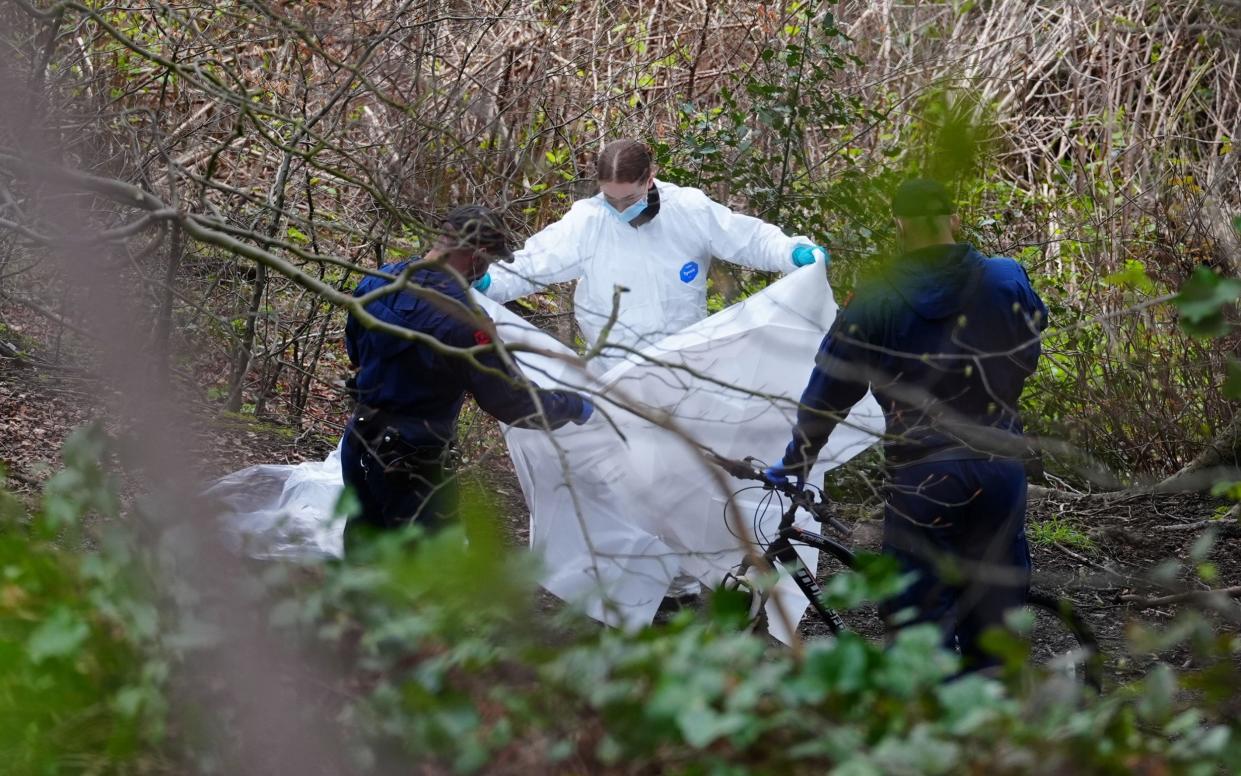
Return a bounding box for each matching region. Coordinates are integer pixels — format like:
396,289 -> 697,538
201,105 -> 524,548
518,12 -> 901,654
719,456 -> 839,548
721,484 -> 773,544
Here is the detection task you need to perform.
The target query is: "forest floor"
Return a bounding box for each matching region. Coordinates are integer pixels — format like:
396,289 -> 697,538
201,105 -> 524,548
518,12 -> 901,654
2,299 -> 1238,693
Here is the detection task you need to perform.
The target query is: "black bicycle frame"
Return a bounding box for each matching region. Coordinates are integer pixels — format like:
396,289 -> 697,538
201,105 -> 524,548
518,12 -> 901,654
751,499 -> 856,635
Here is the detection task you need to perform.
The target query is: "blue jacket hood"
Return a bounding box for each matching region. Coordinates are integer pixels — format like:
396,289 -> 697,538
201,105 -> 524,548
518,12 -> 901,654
885,243 -> 982,320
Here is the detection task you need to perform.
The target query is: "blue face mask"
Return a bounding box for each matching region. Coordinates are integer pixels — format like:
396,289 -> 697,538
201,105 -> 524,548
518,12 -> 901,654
602,185 -> 660,228
604,196 -> 649,224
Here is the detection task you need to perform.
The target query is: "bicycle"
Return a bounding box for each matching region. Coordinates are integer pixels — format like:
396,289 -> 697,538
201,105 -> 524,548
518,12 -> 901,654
710,454 -> 1104,690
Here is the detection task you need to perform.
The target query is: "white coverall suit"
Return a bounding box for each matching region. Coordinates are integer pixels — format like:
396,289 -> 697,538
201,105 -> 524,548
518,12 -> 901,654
483,179 -> 816,373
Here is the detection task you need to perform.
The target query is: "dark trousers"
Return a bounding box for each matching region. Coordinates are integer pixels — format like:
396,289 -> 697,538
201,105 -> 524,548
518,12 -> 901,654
878,458 -> 1031,670
340,415 -> 456,558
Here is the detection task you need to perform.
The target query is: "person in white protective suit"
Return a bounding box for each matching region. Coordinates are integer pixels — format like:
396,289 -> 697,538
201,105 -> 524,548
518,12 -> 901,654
473,139 -> 829,373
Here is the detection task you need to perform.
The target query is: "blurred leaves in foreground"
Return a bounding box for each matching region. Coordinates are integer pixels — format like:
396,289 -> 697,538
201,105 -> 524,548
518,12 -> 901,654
3,426 -> 1240,773
1,425 -> 168,774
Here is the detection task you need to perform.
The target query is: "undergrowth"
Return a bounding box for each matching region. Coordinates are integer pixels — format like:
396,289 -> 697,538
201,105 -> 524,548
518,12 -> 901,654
5,425 -> 1241,774
1028,515 -> 1096,552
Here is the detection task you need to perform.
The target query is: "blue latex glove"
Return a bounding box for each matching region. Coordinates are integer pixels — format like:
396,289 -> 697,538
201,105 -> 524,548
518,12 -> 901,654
761,465 -> 805,491
791,244 -> 830,268
473,272 -> 492,292
573,397 -> 595,425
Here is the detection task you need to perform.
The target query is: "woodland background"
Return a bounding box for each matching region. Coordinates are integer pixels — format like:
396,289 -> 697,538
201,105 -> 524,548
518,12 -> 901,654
1,0 -> 1240,773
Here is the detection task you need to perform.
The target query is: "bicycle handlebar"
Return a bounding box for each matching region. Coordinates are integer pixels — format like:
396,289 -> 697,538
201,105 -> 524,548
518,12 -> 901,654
707,452 -> 852,537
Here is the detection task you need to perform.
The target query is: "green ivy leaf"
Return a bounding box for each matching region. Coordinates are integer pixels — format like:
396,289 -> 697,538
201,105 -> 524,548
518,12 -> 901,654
334,485 -> 361,519
1190,529 -> 1216,562
1208,480 -> 1241,501
1172,266 -> 1241,338
801,632 -> 870,695
27,607 -> 91,663
707,586 -> 752,629
1137,664 -> 1177,723
676,705 -> 747,748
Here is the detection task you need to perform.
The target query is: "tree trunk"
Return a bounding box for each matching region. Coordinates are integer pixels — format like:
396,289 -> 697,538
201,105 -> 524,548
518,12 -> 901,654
225,261 -> 266,412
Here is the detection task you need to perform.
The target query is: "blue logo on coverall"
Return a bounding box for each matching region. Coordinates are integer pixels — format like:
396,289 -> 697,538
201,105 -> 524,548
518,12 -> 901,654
679,261 -> 699,283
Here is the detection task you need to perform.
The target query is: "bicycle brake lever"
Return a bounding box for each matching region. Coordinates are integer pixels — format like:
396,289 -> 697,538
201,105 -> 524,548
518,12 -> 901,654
708,452 -> 763,481
741,456 -> 766,479
805,494 -> 851,536
816,504 -> 852,536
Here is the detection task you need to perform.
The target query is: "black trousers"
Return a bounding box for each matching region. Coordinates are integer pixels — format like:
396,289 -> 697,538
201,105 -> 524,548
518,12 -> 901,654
340,408 -> 456,558
879,458 -> 1031,671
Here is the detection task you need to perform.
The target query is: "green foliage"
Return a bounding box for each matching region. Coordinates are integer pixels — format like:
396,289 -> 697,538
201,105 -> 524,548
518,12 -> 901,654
0,425 -> 167,774
40,424 -> 121,534
1208,480 -> 1241,502
1103,259 -> 1157,294
653,4 -> 881,272
905,89 -> 996,187
6,425 -> 1241,773
820,445 -> 886,508
1172,266 -> 1241,339
292,522 -> 1241,774
1028,515 -> 1096,552
1021,254 -> 1227,480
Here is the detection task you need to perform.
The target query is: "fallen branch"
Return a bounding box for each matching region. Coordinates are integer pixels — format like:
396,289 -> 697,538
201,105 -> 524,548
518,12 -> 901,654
1121,586 -> 1241,610
0,338 -> 28,366
1154,519 -> 1239,532
1029,469 -> 1241,503
1051,541 -> 1133,585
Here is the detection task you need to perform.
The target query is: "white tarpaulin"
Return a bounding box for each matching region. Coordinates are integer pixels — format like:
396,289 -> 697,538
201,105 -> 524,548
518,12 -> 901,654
208,265 -> 883,640
206,445 -> 347,560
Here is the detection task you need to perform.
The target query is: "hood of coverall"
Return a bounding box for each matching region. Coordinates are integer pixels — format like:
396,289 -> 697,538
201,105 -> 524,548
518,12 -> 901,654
886,242 -> 984,321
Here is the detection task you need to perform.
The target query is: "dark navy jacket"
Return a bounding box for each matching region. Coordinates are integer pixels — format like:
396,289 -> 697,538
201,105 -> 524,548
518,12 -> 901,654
784,243 -> 1048,469
345,261 -> 586,447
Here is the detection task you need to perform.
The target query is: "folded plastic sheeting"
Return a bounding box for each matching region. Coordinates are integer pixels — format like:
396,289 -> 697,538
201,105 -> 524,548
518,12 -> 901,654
205,446 -> 347,560
209,265 -> 883,641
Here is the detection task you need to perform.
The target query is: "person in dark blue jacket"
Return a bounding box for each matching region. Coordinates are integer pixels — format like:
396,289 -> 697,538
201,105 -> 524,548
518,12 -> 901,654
767,179 -> 1048,670
342,205 -> 593,556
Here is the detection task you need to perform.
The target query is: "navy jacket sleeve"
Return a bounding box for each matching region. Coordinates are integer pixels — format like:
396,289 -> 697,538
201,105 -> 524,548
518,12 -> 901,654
782,306 -> 875,474
443,321 -> 586,430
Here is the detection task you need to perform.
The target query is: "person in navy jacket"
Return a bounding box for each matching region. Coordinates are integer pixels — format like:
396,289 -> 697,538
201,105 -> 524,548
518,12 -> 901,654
767,179 -> 1048,670
343,205 -> 593,556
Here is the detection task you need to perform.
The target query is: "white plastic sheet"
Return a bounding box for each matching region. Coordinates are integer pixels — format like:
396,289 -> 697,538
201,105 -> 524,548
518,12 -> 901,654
205,445 -> 346,560
210,266 -> 884,639
495,266 -> 882,640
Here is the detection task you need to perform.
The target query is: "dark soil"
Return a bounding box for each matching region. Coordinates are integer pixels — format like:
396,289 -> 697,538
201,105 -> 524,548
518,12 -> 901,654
1025,489 -> 1240,685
